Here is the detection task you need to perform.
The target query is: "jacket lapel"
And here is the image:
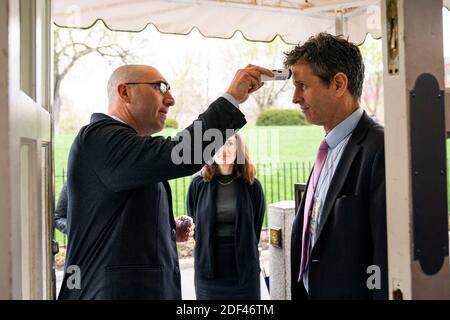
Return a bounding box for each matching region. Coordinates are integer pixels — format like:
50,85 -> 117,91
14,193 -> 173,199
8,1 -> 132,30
313,112 -> 372,245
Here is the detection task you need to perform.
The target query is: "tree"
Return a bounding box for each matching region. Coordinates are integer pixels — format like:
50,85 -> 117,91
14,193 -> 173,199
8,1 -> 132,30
54,22 -> 138,130
168,50 -> 206,121
252,79 -> 289,114
360,37 -> 384,117
224,36 -> 292,114
162,30 -> 213,127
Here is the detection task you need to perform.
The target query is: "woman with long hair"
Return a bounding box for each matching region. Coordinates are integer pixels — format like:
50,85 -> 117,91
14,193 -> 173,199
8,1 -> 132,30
187,133 -> 266,300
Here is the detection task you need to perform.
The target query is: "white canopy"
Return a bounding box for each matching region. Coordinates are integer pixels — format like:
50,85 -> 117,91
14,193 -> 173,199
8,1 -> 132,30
53,0 -> 450,45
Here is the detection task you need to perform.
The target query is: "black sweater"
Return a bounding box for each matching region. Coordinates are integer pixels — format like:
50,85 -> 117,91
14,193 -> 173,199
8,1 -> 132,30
187,175 -> 265,285
54,182 -> 68,234
58,97 -> 246,300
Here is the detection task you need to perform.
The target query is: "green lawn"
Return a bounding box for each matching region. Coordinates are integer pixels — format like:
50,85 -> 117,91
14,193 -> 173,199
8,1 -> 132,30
54,126 -> 450,243
55,125 -> 325,193
54,125 -> 323,241
161,126 -> 325,164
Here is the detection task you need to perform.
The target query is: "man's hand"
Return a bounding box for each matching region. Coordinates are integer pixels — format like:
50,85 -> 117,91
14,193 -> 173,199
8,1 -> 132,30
226,65 -> 274,104
176,216 -> 195,242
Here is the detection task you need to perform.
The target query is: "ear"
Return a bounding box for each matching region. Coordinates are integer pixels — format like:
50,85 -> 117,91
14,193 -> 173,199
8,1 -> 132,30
333,72 -> 348,98
117,84 -> 131,103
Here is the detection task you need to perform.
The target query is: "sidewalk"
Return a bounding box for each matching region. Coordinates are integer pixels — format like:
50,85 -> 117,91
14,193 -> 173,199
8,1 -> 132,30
180,249 -> 270,300
56,249 -> 271,300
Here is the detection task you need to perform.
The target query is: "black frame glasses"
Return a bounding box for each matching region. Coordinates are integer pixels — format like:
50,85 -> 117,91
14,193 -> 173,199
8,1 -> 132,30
125,81 -> 170,94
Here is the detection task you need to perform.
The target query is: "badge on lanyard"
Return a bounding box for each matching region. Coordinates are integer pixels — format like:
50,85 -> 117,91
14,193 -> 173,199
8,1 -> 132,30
310,196 -> 322,232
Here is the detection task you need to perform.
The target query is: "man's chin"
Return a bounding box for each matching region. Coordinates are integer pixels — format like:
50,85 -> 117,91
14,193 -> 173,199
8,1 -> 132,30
304,116 -> 315,126
145,124 -> 163,136
304,115 -> 320,127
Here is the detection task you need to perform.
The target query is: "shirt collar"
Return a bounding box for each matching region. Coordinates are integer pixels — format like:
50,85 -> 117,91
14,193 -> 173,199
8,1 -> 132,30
109,114 -> 128,125
325,108 -> 364,149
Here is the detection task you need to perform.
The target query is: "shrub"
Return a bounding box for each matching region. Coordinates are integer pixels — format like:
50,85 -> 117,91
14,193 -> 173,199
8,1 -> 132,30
256,109 -> 307,126
165,118 -> 179,129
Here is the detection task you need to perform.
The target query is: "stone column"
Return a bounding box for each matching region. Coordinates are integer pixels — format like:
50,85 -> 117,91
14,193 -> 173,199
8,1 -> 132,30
268,200 -> 295,300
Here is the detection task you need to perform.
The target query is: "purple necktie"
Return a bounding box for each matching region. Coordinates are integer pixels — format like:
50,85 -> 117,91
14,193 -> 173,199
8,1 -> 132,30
299,138 -> 329,281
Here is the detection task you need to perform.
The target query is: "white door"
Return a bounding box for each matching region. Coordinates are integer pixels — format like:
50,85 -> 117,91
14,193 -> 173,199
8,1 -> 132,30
0,0 -> 53,299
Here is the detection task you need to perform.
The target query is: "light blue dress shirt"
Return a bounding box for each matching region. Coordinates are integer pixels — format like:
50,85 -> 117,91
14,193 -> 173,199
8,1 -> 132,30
303,107 -> 364,292
221,93 -> 240,109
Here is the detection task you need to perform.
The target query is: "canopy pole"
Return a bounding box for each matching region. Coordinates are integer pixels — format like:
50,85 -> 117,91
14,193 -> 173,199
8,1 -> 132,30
335,9 -> 347,36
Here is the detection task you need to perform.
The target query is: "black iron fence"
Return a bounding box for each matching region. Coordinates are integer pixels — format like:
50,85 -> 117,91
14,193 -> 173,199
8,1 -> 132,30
54,161 -> 450,248
54,161 -> 313,246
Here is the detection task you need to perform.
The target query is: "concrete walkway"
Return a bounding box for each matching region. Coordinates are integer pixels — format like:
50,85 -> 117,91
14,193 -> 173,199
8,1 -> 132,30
56,250 -> 271,300
180,250 -> 270,300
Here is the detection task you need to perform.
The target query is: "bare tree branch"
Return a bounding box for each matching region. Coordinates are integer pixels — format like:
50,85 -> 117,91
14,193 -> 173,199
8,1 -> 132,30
53,25 -> 139,131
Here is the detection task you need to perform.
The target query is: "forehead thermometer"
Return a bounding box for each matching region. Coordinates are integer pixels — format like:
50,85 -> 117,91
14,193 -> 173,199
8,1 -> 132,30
261,69 -> 292,81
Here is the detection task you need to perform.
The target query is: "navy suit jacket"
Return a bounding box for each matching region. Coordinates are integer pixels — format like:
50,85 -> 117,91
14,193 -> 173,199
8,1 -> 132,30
58,98 -> 246,300
291,112 -> 388,300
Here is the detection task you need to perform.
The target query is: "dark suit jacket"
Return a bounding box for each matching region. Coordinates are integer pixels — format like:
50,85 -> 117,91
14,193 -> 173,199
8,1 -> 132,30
54,182 -> 68,234
291,112 -> 388,300
58,98 -> 246,300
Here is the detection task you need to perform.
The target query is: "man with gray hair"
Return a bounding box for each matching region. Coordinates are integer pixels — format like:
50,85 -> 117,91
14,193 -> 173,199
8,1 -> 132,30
287,33 -> 388,300
58,64 -> 273,300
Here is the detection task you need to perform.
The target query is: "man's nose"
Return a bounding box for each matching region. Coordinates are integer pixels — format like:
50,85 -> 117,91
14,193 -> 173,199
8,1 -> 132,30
292,90 -> 304,105
164,91 -> 175,107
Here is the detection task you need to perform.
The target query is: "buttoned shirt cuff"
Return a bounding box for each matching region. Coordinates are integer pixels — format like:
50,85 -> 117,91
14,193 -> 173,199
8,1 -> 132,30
221,93 -> 240,109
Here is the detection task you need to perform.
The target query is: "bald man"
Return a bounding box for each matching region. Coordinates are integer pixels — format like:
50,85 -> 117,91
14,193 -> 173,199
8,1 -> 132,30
58,64 -> 273,300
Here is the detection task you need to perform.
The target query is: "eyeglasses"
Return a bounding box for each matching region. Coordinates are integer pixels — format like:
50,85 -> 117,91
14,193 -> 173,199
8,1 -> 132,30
125,81 -> 171,95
